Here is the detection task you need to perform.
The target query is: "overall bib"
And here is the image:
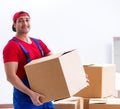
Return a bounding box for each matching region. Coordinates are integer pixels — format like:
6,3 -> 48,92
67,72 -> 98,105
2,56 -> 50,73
12,38 -> 55,109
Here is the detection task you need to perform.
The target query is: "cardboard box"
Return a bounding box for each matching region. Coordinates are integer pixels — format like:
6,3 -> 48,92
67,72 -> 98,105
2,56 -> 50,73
54,97 -> 84,109
83,98 -> 90,109
82,97 -> 107,109
89,97 -> 120,109
54,101 -> 78,109
74,64 -> 116,98
24,49 -> 88,103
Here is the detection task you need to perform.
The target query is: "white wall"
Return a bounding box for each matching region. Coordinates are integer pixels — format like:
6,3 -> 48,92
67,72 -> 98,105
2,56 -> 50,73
0,0 -> 120,103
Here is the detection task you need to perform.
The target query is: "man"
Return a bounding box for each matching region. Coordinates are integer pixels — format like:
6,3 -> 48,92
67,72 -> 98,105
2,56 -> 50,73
3,11 -> 55,109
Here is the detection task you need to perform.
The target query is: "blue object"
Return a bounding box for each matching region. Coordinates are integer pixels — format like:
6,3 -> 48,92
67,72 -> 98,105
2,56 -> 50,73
12,37 -> 55,109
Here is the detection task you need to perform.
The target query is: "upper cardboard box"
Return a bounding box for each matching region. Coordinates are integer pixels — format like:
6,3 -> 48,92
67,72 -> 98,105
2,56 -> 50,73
24,49 -> 88,103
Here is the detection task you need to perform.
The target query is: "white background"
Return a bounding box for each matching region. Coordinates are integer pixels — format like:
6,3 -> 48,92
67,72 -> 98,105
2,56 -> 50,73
0,0 -> 120,103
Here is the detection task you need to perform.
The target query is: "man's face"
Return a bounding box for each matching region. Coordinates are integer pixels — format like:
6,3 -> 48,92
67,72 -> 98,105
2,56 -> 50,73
14,16 -> 31,34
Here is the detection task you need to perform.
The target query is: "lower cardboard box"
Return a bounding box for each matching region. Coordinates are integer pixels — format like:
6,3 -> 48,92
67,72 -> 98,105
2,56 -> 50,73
89,97 -> 120,109
83,98 -> 90,109
54,101 -> 78,109
53,97 -> 84,109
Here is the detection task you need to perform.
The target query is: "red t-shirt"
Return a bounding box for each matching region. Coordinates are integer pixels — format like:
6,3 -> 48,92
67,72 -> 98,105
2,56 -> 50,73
3,37 -> 51,80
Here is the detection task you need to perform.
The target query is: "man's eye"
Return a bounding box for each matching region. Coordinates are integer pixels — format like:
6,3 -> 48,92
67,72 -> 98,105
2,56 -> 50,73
18,20 -> 23,22
26,19 -> 30,22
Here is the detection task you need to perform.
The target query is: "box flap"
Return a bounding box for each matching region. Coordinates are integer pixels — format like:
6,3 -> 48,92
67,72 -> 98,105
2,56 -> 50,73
24,53 -> 61,67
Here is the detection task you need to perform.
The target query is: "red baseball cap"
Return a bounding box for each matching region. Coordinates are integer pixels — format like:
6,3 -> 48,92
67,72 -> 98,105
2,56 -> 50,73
12,11 -> 30,32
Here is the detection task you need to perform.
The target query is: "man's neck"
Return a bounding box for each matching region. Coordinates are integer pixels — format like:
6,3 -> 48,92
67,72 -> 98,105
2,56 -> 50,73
15,33 -> 32,44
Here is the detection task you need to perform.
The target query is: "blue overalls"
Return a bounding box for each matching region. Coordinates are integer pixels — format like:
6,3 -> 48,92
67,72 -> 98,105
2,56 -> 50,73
12,38 -> 55,109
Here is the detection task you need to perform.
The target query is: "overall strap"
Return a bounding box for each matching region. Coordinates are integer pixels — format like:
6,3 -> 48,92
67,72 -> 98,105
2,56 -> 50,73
31,38 -> 44,57
12,38 -> 31,63
12,37 -> 44,63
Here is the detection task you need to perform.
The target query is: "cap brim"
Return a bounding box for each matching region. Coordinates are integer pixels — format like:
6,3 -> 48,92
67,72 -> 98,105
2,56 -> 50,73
12,25 -> 16,32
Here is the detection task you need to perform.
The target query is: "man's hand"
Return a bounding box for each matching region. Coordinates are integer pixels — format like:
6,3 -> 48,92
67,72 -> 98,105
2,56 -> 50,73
30,91 -> 45,106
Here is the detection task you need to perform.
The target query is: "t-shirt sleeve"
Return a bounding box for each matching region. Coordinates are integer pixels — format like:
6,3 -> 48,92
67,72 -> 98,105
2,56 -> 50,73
3,41 -> 20,63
